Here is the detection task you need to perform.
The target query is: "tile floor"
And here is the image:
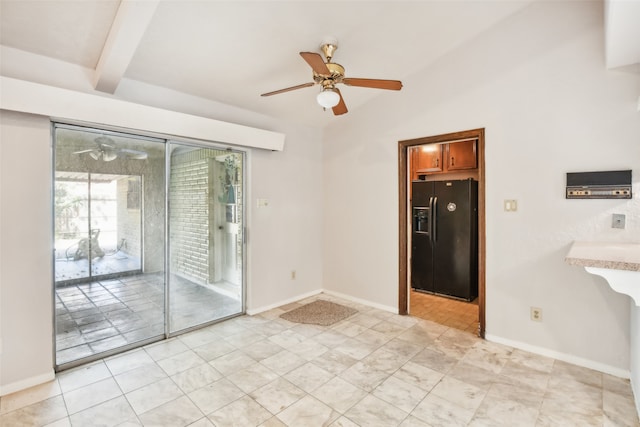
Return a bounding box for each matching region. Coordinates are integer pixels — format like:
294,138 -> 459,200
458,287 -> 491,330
3,294 -> 639,426
56,274 -> 241,365
410,290 -> 479,335
54,250 -> 141,283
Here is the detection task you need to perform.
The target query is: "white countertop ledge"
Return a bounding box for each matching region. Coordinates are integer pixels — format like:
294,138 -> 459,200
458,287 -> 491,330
565,241 -> 640,272
566,241 -> 640,306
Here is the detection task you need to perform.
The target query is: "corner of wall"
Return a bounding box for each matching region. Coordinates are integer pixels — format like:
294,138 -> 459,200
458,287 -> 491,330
630,304 -> 640,419
322,290 -> 398,314
246,289 -> 323,315
0,371 -> 55,397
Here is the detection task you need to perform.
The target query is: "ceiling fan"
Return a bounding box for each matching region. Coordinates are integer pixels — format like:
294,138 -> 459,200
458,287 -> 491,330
261,39 -> 403,115
73,136 -> 148,162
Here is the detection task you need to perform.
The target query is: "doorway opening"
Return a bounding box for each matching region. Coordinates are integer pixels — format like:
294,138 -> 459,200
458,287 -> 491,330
398,128 -> 486,337
53,124 -> 245,369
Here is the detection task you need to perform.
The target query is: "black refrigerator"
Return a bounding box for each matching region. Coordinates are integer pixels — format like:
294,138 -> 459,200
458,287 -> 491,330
411,179 -> 478,301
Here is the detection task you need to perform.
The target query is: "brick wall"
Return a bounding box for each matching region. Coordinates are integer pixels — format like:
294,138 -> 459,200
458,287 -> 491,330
170,151 -> 211,283
169,148 -> 242,284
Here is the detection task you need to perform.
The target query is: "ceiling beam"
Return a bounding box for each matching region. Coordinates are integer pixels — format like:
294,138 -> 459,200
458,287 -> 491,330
93,0 -> 159,93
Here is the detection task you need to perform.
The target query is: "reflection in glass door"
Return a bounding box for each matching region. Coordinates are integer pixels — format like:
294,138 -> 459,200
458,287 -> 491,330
53,125 -> 166,367
168,143 -> 244,332
54,173 -> 142,283
53,125 -> 246,368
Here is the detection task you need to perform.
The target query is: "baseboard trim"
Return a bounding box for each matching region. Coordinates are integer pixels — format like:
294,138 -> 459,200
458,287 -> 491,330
246,289 -> 323,315
0,370 -> 55,397
485,333 -> 630,379
322,289 -> 398,314
632,372 -> 640,420
246,289 -> 398,316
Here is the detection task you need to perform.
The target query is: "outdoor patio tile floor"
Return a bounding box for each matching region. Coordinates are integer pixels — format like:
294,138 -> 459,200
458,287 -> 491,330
55,274 -> 241,366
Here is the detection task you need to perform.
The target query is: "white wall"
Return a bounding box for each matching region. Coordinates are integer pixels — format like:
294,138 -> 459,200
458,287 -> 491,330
0,55 -> 324,393
248,124 -> 324,311
0,110 -> 54,393
111,82 -> 326,312
323,0 -> 640,374
632,304 -> 640,414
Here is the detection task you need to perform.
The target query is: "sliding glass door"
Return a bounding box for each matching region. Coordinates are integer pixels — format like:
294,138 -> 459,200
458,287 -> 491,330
53,125 -> 245,369
168,142 -> 244,332
54,125 -> 166,366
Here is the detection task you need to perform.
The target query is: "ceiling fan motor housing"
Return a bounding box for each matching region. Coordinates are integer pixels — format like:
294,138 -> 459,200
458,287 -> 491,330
313,63 -> 345,87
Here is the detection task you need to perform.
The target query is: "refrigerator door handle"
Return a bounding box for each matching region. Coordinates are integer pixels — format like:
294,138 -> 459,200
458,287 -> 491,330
427,197 -> 433,240
432,196 -> 438,242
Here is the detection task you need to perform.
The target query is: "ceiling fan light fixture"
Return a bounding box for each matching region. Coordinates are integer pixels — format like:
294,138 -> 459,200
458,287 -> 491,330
317,88 -> 340,108
102,151 -> 118,162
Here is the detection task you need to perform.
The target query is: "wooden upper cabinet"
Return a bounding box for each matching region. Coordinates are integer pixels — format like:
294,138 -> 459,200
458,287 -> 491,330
410,140 -> 477,179
445,140 -> 477,171
412,145 -> 443,175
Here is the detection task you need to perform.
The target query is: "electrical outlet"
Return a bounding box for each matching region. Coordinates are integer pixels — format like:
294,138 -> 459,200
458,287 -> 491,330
612,213 -> 626,229
530,307 -> 542,322
291,270 -> 296,280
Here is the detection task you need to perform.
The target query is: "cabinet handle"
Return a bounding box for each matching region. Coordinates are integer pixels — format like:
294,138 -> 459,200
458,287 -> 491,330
435,158 -> 439,168
451,156 -> 455,166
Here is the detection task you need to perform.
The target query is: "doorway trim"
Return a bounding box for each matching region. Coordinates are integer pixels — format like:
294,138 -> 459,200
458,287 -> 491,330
398,128 -> 486,337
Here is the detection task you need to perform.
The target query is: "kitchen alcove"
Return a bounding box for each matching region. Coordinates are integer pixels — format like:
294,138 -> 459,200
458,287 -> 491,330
399,128 -> 486,337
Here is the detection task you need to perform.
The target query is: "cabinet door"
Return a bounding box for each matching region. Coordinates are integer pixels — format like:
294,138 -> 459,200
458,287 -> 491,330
414,145 -> 443,173
446,140 -> 477,171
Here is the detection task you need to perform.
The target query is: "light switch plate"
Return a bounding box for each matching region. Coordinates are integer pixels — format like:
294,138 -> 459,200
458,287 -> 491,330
504,200 -> 518,212
612,213 -> 625,229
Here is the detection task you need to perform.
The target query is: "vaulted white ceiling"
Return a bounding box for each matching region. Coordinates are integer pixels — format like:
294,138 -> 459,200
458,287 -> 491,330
1,1 -> 638,128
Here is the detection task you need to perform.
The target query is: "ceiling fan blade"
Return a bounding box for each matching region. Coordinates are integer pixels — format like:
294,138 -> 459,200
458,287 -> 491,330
332,88 -> 348,116
119,149 -> 148,160
73,149 -> 97,154
300,52 -> 331,75
343,78 -> 403,90
261,82 -> 314,97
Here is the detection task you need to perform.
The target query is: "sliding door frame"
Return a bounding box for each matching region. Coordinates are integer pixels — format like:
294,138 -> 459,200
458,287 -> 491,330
164,139 -> 247,337
52,122 -> 248,370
